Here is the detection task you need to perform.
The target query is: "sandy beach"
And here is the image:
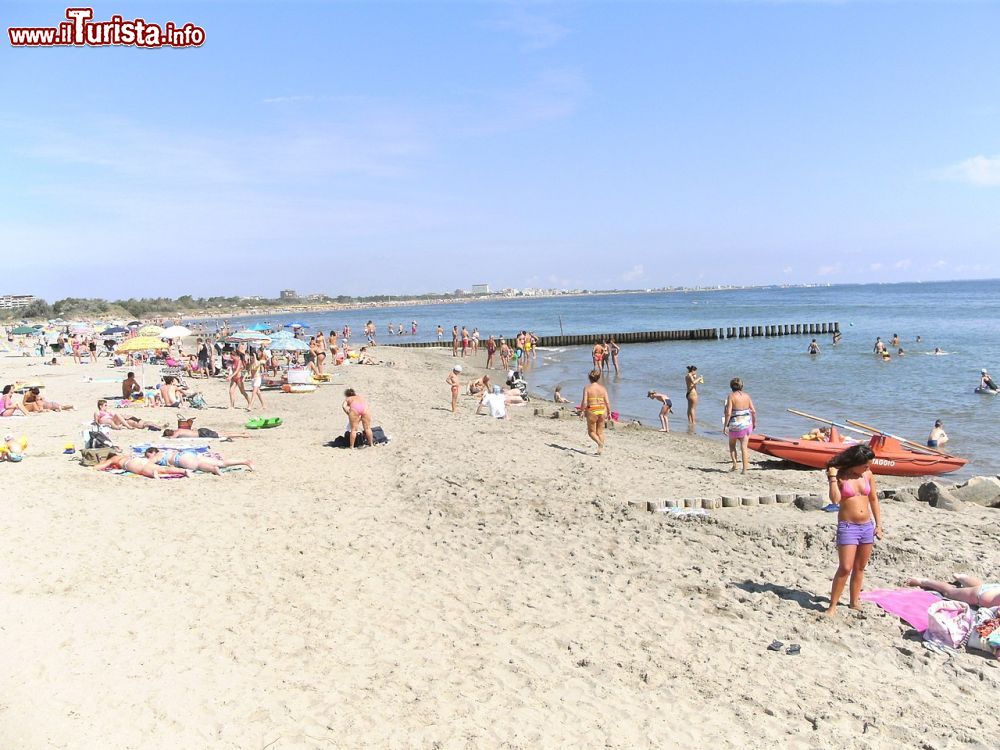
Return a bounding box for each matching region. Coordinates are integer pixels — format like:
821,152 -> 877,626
2,344 -> 998,749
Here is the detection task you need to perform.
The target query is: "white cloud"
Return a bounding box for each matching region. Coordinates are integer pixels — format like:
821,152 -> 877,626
782,266 -> 793,274
932,260 -> 948,269
935,155 -> 1000,187
485,8 -> 570,51
894,259 -> 912,270
817,263 -> 841,276
869,262 -> 883,272
622,264 -> 644,282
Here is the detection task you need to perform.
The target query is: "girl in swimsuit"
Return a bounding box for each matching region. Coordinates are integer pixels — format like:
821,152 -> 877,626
248,351 -> 266,410
93,451 -> 188,479
723,377 -> 756,473
592,342 -> 603,370
648,390 -> 672,432
905,576 -> 1000,608
609,338 -> 621,375
228,348 -> 251,409
581,369 -> 611,455
93,399 -> 157,430
146,447 -> 254,475
824,445 -> 884,616
685,365 -> 703,431
342,388 -> 374,448
1,385 -> 27,417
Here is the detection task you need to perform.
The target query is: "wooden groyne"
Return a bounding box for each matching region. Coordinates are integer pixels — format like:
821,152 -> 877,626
384,322 -> 840,348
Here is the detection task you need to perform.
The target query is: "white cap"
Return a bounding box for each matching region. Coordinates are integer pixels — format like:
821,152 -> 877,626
982,369 -> 988,374
453,365 -> 462,373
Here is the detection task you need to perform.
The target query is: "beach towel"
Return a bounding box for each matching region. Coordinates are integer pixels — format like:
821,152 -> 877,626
860,588 -> 941,632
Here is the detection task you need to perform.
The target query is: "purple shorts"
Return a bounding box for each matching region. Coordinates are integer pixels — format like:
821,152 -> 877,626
836,520 -> 875,546
728,426 -> 753,439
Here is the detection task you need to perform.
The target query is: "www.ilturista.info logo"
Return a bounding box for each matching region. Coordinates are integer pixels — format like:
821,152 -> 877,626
9,7 -> 205,48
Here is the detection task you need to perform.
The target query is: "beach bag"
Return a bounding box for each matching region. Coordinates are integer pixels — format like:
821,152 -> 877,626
79,447 -> 115,466
86,426 -> 115,450
177,416 -> 196,430
187,393 -> 207,410
925,600 -> 975,649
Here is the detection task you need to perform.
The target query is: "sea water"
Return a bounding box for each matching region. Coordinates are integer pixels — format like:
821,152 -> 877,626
206,279 -> 1000,478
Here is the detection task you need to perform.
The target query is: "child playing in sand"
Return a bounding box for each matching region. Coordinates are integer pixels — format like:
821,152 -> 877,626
824,445 -> 884,616
647,390 -> 673,432
554,385 -> 570,404
446,365 -> 462,413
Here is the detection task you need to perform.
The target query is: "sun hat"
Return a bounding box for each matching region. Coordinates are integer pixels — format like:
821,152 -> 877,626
453,365 -> 462,373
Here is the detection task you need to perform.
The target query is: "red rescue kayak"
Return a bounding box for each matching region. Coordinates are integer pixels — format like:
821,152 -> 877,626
748,427 -> 967,477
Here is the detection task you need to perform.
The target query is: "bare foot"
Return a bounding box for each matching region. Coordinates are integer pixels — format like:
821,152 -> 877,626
904,578 -> 926,588
824,606 -> 837,617
658,428 -> 668,432
729,465 -> 737,472
849,601 -> 863,611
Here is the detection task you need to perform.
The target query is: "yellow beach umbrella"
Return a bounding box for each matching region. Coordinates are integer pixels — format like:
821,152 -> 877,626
137,325 -> 164,336
116,336 -> 166,353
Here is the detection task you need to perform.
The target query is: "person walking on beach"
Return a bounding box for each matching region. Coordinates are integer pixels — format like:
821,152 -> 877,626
461,326 -> 470,357
447,365 -> 462,413
723,377 -> 756,473
452,326 -> 459,356
581,369 -> 611,455
499,338 -> 511,371
648,391 -> 672,432
247,350 -> 266,411
824,445 -> 883,616
685,365 -> 703,431
229,346 -> 251,409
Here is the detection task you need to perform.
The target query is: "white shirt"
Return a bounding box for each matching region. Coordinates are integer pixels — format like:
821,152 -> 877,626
481,393 -> 507,419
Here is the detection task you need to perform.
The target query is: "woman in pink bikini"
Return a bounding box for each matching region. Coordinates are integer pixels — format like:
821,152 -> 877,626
342,388 -> 374,448
824,444 -> 884,616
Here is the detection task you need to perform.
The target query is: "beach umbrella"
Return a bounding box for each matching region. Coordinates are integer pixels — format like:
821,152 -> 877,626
138,324 -> 164,336
287,322 -> 309,329
160,325 -> 192,339
10,326 -> 37,335
227,330 -> 270,342
248,323 -> 272,332
126,321 -> 141,328
269,337 -> 308,351
116,336 -> 166,353
101,326 -> 128,335
269,330 -> 294,340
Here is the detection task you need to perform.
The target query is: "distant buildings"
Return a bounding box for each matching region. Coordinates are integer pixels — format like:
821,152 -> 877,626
470,283 -> 490,294
0,294 -> 35,309
279,289 -> 299,300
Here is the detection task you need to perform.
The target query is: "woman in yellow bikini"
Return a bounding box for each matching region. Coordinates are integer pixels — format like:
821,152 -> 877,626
581,369 -> 612,455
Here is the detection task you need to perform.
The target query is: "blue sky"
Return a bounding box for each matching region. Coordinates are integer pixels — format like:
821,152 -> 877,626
3,1 -> 999,299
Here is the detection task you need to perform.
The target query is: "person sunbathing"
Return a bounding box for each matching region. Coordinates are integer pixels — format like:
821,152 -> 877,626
905,575 -> 1000,608
1,385 -> 27,417
144,446 -> 254,475
162,427 -> 251,439
93,399 -> 159,430
93,450 -> 188,479
23,387 -> 74,412
160,376 -> 185,407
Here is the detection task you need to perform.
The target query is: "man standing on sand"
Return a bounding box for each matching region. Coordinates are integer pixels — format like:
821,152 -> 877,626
452,326 -> 459,356
447,365 -> 462,412
437,325 -> 444,341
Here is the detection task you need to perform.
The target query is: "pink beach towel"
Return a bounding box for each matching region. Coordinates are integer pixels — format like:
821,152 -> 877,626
860,588 -> 941,632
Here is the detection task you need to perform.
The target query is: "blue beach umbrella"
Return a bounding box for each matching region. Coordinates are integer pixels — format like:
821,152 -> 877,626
102,326 -> 128,335
286,322 -> 309,329
269,330 -> 294,340
269,338 -> 309,351
249,323 -> 272,331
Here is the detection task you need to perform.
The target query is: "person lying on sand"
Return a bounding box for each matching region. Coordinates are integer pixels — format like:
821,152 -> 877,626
93,450 -> 188,479
162,427 -> 252,439
23,387 -> 74,412
144,447 -> 254,475
94,399 -> 160,430
905,575 -> 1000,608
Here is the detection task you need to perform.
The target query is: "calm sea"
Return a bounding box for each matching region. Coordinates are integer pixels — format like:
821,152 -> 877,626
203,280 -> 1000,478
